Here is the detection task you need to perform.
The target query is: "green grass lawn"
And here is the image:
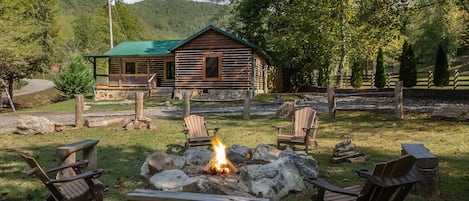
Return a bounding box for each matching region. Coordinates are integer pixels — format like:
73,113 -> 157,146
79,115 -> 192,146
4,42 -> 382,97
1,111 -> 468,200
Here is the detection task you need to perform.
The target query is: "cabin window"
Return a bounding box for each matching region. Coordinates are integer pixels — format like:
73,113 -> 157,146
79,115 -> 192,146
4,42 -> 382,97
122,59 -> 137,74
203,53 -> 222,80
164,59 -> 176,80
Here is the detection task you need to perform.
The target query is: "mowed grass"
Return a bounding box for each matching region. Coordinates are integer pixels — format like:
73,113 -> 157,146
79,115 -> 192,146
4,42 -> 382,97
1,111 -> 468,201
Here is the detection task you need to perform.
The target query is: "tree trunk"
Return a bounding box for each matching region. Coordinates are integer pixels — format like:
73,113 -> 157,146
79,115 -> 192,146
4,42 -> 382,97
7,78 -> 14,103
336,5 -> 347,88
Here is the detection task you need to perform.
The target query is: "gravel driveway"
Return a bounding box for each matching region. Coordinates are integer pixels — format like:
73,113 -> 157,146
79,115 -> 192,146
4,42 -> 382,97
1,94 -> 467,134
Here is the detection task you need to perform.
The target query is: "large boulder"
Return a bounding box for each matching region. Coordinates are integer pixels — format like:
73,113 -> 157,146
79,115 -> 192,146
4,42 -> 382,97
140,152 -> 176,181
279,148 -> 319,178
183,148 -> 214,166
15,115 -> 55,135
250,144 -> 281,164
238,157 -> 305,201
227,144 -> 252,165
149,169 -> 192,191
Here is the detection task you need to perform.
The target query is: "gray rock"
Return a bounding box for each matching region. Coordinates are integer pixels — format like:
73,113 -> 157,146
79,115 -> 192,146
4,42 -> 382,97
140,152 -> 176,181
15,115 -> 55,135
149,169 -> 192,191
250,144 -> 281,164
169,154 -> 186,170
238,158 -> 305,201
227,144 -> 252,165
276,102 -> 296,119
279,148 -> 319,178
183,148 -> 214,166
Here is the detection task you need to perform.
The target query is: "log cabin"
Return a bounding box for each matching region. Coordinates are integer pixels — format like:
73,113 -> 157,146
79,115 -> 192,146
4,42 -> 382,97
87,25 -> 269,101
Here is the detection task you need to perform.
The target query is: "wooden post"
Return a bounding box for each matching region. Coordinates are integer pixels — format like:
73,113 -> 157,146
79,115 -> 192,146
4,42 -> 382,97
453,69 -> 459,90
135,92 -> 144,120
183,91 -> 190,118
327,85 -> 336,119
56,140 -> 99,179
75,94 -> 84,128
394,81 -> 403,120
243,90 -> 251,120
428,71 -> 433,89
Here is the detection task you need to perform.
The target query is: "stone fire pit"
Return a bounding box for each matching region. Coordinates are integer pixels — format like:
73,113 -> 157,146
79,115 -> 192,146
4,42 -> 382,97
139,144 -> 319,201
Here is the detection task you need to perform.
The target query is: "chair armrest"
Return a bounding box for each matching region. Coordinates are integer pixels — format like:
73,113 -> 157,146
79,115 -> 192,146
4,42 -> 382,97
46,169 -> 104,184
273,126 -> 287,135
208,128 -> 220,135
365,169 -> 422,188
303,177 -> 361,197
46,160 -> 90,173
355,168 -> 372,178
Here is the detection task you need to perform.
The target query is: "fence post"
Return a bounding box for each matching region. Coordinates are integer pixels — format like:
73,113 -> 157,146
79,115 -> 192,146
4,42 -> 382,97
327,85 -> 336,119
135,92 -> 144,120
75,94 -> 84,128
394,81 -> 403,120
371,74 -> 375,88
453,69 -> 459,90
243,90 -> 251,120
428,71 -> 433,89
386,73 -> 391,88
183,91 -> 190,118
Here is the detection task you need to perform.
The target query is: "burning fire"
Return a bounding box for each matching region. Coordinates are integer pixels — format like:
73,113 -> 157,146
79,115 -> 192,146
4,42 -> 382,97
204,136 -> 238,175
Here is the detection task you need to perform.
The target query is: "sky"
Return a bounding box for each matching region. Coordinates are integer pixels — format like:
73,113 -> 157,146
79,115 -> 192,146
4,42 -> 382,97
121,0 -> 143,4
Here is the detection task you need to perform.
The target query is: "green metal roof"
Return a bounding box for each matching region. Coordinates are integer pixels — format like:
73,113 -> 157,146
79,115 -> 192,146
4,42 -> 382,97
102,40 -> 182,57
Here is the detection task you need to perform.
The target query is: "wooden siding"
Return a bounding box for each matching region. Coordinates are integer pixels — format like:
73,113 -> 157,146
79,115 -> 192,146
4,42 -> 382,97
177,29 -> 249,50
175,48 -> 252,89
108,57 -> 175,87
254,54 -> 267,91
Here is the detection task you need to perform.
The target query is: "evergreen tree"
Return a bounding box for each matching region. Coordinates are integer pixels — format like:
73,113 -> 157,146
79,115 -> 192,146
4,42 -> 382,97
399,41 -> 417,87
350,58 -> 363,88
374,48 -> 387,88
433,43 -> 450,87
54,53 -> 93,97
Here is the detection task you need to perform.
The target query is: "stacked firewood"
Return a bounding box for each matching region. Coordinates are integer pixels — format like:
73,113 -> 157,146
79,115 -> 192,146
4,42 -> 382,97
331,139 -> 368,163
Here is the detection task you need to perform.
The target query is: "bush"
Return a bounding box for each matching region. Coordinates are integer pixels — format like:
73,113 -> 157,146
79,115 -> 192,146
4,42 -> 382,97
54,53 -> 93,97
399,41 -> 417,87
374,48 -> 387,88
350,58 -> 363,88
433,43 -> 449,87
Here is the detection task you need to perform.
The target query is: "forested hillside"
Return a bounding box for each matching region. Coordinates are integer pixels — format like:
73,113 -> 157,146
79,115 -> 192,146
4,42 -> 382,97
56,0 -> 224,55
127,0 -> 224,39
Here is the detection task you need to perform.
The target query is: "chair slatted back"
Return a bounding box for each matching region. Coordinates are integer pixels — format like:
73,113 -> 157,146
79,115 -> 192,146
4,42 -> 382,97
358,154 -> 416,201
18,152 -> 65,200
184,115 -> 209,138
292,107 -> 316,136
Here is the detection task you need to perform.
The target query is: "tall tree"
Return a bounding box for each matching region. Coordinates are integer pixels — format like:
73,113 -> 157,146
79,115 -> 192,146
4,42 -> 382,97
399,41 -> 417,87
350,58 -> 363,88
0,0 -> 58,101
374,48 -> 387,89
433,43 -> 450,87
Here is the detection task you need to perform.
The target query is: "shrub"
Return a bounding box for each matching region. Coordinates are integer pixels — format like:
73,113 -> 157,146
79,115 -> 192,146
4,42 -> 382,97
433,43 -> 449,87
54,53 -> 93,97
399,41 -> 417,87
374,48 -> 387,88
350,58 -> 363,88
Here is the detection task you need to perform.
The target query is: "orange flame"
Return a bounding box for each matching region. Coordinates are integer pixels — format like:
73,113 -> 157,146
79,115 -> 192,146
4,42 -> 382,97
205,136 -> 238,175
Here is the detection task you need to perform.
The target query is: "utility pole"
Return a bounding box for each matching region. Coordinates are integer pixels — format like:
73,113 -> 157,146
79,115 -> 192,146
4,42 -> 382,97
108,0 -> 114,48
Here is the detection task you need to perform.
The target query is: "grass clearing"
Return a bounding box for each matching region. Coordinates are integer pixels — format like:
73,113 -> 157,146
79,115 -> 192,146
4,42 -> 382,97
1,111 -> 468,200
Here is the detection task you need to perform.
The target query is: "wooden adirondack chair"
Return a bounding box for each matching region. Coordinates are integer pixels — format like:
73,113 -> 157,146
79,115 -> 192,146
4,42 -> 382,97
183,114 -> 219,148
18,152 -> 105,201
274,107 -> 319,152
303,154 -> 423,201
